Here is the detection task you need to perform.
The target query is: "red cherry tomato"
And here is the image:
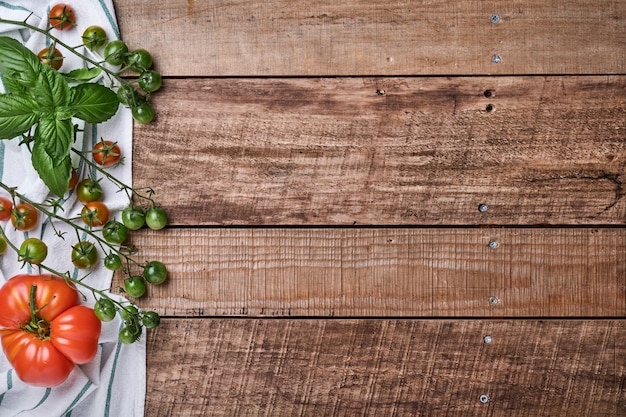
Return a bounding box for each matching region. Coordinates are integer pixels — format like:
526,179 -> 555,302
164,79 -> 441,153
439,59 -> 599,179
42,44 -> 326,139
48,4 -> 76,31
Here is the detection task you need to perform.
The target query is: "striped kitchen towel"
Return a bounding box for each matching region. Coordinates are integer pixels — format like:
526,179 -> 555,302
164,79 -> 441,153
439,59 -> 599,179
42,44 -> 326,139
0,1 -> 145,416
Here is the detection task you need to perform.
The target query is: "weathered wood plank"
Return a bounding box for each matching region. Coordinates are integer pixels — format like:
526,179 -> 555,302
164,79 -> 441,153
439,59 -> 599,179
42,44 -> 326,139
117,228 -> 626,317
133,76 -> 626,226
115,0 -> 626,76
145,319 -> 626,416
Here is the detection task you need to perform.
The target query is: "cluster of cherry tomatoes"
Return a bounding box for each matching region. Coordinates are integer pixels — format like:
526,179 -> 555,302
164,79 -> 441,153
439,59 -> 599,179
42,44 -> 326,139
37,3 -> 162,124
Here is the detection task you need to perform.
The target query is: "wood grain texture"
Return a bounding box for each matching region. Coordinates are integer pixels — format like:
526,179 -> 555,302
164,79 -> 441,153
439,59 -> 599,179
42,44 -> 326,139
133,76 -> 626,226
145,319 -> 626,417
114,0 -> 626,76
116,228 -> 626,317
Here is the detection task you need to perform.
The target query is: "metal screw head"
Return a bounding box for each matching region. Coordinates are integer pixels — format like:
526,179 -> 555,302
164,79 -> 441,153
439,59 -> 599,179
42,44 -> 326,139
478,203 -> 489,213
488,240 -> 499,249
490,13 -> 501,24
492,54 -> 502,64
489,296 -> 499,305
480,394 -> 490,404
483,335 -> 493,344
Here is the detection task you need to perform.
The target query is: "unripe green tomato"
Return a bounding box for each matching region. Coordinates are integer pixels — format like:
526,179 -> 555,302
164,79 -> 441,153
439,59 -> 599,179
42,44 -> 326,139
104,40 -> 128,66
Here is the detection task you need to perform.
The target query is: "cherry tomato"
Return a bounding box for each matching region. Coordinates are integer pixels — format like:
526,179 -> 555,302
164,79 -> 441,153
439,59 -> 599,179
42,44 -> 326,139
0,274 -> 101,387
138,70 -> 162,93
124,276 -> 147,298
18,238 -> 48,265
119,325 -> 141,344
127,49 -> 152,72
76,178 -> 103,203
37,46 -> 64,70
141,311 -> 160,329
71,241 -> 98,269
0,196 -> 13,221
11,202 -> 38,231
48,4 -> 76,31
131,101 -> 155,124
142,260 -> 167,285
117,84 -> 141,107
103,253 -> 122,271
145,206 -> 168,230
92,140 -> 121,167
103,40 -> 128,66
121,205 -> 145,230
0,237 -> 7,255
102,220 -> 128,244
120,305 -> 139,321
93,298 -> 116,322
81,25 -> 108,51
81,201 -> 110,227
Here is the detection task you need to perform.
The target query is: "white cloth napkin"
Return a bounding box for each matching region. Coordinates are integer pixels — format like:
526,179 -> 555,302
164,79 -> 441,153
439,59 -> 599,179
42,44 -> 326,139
0,1 -> 145,416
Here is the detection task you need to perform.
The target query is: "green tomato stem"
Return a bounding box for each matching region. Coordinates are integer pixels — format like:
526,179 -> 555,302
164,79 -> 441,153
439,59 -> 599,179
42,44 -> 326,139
71,147 -> 156,206
28,284 -> 38,325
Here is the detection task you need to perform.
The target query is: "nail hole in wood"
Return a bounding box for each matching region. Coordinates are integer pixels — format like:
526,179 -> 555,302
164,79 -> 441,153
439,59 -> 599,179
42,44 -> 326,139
483,89 -> 495,98
485,104 -> 495,112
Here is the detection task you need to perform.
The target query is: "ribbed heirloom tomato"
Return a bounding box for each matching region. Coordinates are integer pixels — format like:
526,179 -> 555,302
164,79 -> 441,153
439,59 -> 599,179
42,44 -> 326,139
0,274 -> 101,387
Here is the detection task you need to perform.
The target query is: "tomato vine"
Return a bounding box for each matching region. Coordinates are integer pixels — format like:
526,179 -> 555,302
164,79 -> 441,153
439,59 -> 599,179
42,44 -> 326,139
0,6 -> 168,353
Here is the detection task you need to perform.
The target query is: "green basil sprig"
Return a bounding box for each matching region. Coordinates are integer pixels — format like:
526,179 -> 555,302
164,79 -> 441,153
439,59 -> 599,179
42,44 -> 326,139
0,36 -> 119,197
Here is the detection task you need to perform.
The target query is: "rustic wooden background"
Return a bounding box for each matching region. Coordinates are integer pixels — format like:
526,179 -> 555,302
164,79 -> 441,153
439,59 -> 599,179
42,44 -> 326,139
113,1 -> 626,415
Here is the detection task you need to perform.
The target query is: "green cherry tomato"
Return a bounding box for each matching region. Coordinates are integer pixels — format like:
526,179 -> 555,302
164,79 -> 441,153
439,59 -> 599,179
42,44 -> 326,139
138,70 -> 162,93
18,238 -> 48,265
142,260 -> 167,285
124,276 -> 147,298
127,49 -> 152,72
104,253 -> 122,271
0,236 -> 7,255
145,206 -> 168,230
94,298 -> 117,322
104,40 -> 129,66
120,305 -> 139,321
121,205 -> 145,230
131,102 -> 155,124
72,241 -> 99,269
82,25 -> 108,51
76,178 -> 103,203
117,84 -> 141,107
119,326 -> 141,344
141,311 -> 160,329
102,220 -> 128,245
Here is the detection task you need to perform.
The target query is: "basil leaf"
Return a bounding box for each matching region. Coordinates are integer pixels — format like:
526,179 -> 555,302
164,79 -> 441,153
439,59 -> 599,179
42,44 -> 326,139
0,36 -> 41,94
63,67 -> 102,82
69,83 -> 119,123
0,93 -> 38,139
33,64 -> 71,112
31,115 -> 74,196
34,115 -> 73,165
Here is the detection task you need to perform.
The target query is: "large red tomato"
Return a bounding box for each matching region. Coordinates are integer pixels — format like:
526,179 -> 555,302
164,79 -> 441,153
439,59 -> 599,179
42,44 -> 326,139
0,274 -> 102,387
